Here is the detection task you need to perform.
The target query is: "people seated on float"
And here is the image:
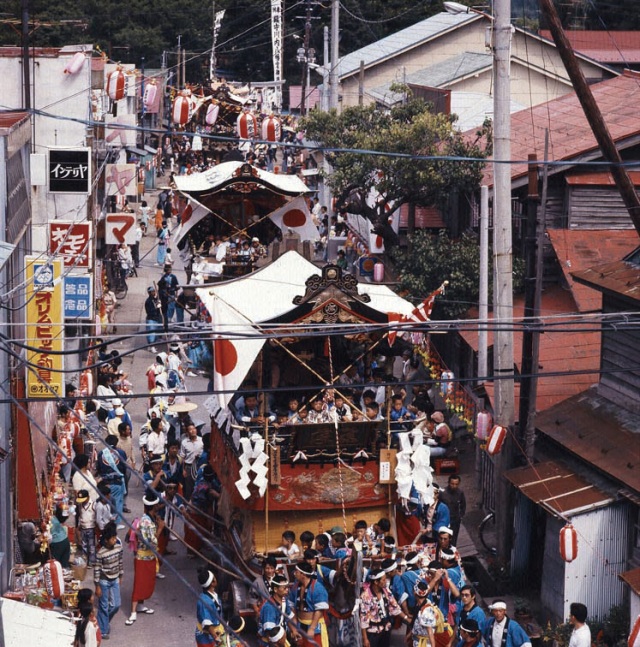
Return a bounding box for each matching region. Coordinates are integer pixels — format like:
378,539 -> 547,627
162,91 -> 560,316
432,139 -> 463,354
358,389 -> 378,415
381,535 -> 397,559
237,239 -> 252,263
365,518 -> 391,556
286,397 -> 301,420
289,407 -> 309,425
363,401 -> 383,422
250,236 -> 267,259
331,532 -> 350,559
389,394 -> 417,431
299,530 -> 315,553
329,393 -> 352,422
314,533 -> 333,559
199,233 -> 216,257
268,530 -> 300,560
338,364 -> 362,388
273,409 -> 290,428
304,549 -> 336,589
235,393 -> 276,427
428,411 -> 453,457
307,397 -> 331,424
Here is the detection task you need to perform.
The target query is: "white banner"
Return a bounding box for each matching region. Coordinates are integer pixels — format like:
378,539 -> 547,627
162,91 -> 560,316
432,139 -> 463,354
271,0 -> 283,111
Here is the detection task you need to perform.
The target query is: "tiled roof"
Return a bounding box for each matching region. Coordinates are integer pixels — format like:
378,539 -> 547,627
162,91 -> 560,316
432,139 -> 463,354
571,251 -> 640,303
0,112 -> 29,131
539,30 -> 640,64
547,229 -> 639,312
337,12 -> 482,79
478,71 -> 640,188
459,284 -> 600,413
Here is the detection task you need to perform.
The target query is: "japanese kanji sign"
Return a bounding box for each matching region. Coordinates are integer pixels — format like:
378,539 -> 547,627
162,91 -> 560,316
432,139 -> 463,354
106,213 -> 136,245
105,114 -> 137,147
64,276 -> 93,319
25,256 -> 64,398
49,221 -> 92,268
105,164 -> 137,196
48,148 -> 91,194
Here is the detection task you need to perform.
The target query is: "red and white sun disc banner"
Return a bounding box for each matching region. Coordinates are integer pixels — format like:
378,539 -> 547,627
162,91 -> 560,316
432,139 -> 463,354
267,196 -> 318,242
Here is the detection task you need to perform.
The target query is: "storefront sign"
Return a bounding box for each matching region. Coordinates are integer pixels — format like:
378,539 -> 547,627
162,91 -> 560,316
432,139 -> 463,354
105,213 -> 136,244
64,276 -> 92,319
48,148 -> 91,194
25,257 -> 64,398
49,221 -> 92,268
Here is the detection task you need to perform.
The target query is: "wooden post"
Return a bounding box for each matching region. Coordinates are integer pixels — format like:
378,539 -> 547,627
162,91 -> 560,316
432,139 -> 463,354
358,60 -> 364,106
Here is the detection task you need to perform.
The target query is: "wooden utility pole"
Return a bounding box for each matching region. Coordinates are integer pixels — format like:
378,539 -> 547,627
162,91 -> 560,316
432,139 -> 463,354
329,0 -> 339,110
21,0 -> 30,111
539,0 -> 640,236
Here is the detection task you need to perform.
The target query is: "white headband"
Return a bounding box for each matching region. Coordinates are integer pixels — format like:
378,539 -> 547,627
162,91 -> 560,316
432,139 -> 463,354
406,554 -> 421,565
202,571 -> 215,588
269,627 -> 286,643
369,570 -> 385,581
491,602 -> 507,611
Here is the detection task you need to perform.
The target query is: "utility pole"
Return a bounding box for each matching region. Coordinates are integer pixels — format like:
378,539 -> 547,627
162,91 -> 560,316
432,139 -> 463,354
478,185 -> 489,383
329,0 -> 339,110
539,0 -> 640,236
177,35 -> 182,90
21,0 -> 30,111
300,0 -> 312,115
491,0 -> 515,561
518,155 -> 540,459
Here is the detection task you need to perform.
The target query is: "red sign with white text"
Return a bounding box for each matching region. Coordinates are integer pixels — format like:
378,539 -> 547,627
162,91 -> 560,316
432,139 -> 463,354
49,221 -> 92,268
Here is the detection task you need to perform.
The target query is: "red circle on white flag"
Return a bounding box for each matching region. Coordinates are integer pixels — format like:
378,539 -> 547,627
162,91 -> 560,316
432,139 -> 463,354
282,209 -> 306,228
214,339 -> 238,376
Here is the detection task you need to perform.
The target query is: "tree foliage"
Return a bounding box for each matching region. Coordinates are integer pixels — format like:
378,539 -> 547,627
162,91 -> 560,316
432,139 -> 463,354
394,230 -> 525,321
301,95 -> 492,211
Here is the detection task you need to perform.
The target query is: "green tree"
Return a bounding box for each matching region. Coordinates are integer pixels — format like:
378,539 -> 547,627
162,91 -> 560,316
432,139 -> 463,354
394,230 -> 525,320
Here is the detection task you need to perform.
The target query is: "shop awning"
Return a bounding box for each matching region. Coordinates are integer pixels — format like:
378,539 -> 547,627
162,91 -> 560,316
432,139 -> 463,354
619,567 -> 640,596
0,598 -> 75,646
504,460 -> 614,518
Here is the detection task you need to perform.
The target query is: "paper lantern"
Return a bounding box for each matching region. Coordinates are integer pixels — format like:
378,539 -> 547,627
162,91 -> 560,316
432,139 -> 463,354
559,523 -> 578,562
172,92 -> 191,126
64,52 -> 85,75
629,615 -> 640,647
476,410 -> 493,441
237,111 -> 258,139
106,67 -> 127,102
261,115 -> 282,142
373,262 -> 385,283
44,559 -> 65,598
206,103 -> 220,126
143,81 -> 157,109
486,424 -> 507,455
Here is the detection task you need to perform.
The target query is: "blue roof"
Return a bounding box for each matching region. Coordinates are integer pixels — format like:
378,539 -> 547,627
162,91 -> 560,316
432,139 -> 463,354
337,11 -> 483,79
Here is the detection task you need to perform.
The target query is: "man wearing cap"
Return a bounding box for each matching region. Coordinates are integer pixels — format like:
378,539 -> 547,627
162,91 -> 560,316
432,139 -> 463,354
145,286 -> 163,353
482,601 -> 531,647
428,412 -> 453,457
258,574 -> 300,646
126,495 -> 163,626
456,586 -> 486,638
157,264 -> 179,331
359,568 -> 407,647
288,561 -> 330,647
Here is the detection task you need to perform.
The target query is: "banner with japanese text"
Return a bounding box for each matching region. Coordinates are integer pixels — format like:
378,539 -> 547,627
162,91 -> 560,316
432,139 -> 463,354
25,257 -> 64,398
49,221 -> 92,268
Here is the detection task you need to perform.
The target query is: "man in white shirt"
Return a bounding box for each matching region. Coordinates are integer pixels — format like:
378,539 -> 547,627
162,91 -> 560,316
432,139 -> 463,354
568,603 -> 591,647
483,600 -> 532,647
180,423 -> 203,500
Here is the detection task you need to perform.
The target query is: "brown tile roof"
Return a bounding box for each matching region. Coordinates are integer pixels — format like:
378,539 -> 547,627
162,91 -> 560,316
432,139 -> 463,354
547,229 -> 639,312
459,284 -> 600,413
572,252 -> 640,303
539,30 -> 640,64
0,112 -> 29,131
535,388 -> 640,492
619,567 -> 640,595
478,71 -> 640,188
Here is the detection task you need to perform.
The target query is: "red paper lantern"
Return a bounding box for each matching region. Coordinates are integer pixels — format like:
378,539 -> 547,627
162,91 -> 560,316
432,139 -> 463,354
486,424 -> 507,455
559,523 -> 578,562
237,111 -> 258,139
44,559 -> 65,598
206,103 -> 220,126
476,410 -> 493,441
261,115 -> 282,142
172,92 -> 191,126
64,52 -> 85,75
143,81 -> 157,109
106,67 -> 127,102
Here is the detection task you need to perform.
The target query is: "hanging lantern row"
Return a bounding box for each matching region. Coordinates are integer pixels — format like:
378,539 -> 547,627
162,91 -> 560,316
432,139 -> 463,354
237,110 -> 258,139
485,424 -> 507,455
172,90 -> 195,126
261,115 -> 282,142
559,523 -> 578,562
143,80 -> 157,109
64,51 -> 85,75
106,66 -> 128,102
476,410 -> 493,441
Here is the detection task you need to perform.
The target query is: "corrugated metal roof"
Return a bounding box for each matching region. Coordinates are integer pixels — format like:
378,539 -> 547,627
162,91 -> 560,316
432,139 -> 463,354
536,389 -> 640,492
571,254 -> 640,302
619,567 -> 640,595
368,51 -> 492,104
337,12 -> 482,79
565,171 -> 640,186
0,112 -> 29,131
459,284 -> 600,412
476,70 -> 640,188
539,30 -> 640,64
547,229 -> 639,312
504,460 -> 613,517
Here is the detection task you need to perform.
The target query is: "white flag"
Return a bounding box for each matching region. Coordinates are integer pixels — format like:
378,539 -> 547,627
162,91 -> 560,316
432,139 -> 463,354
268,196 -> 318,242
